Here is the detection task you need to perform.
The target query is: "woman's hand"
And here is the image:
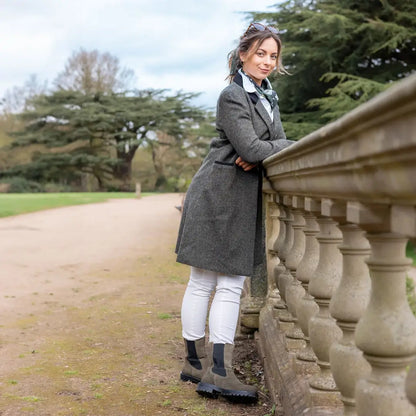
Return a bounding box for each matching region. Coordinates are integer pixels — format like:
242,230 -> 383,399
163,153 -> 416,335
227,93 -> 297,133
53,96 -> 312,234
235,156 -> 258,171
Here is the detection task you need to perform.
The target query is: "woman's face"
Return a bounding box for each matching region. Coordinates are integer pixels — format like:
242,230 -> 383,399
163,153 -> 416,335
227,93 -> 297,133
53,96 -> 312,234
240,37 -> 278,86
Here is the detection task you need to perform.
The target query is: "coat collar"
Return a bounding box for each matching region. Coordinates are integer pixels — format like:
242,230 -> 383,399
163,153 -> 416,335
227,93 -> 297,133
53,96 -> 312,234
233,71 -> 258,104
233,71 -> 277,139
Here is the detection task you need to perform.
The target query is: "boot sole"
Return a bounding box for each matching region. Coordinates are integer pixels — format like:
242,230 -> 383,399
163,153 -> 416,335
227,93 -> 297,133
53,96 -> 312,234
196,382 -> 220,399
180,372 -> 201,384
196,382 -> 257,403
221,389 -> 258,403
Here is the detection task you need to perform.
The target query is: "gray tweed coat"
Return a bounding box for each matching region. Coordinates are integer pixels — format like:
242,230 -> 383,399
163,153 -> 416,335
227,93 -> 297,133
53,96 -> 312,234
175,72 -> 293,276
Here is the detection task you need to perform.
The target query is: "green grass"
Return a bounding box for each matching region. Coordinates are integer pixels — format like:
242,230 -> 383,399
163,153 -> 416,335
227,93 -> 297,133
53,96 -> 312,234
157,313 -> 173,320
0,192 -> 154,218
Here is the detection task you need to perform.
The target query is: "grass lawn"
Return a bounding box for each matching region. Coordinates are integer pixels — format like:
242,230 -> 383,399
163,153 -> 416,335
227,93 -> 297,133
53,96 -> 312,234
0,192 -> 153,218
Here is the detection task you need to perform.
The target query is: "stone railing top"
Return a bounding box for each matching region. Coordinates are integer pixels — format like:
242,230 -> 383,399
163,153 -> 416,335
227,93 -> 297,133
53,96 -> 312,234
264,73 -> 416,205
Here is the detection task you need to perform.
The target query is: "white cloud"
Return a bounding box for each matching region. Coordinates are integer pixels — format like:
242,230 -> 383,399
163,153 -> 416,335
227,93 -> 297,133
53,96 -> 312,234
0,0 -> 279,108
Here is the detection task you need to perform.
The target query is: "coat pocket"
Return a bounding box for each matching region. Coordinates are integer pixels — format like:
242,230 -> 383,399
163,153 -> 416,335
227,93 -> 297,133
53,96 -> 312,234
209,163 -> 237,218
214,160 -> 235,167
209,162 -> 257,221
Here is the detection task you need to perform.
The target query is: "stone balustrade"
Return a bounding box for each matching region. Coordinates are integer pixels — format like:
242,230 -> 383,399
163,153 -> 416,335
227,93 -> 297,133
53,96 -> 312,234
255,72 -> 416,416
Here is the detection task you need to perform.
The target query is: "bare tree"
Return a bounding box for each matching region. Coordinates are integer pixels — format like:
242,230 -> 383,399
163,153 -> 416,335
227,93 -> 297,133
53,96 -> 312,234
1,74 -> 48,115
54,48 -> 135,94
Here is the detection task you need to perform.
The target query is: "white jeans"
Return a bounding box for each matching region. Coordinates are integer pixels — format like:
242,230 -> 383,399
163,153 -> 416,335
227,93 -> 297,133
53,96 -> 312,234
181,266 -> 246,344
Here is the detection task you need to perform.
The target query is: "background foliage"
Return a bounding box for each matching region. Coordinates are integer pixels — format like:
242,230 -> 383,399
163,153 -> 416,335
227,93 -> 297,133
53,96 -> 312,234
249,0 -> 416,139
0,50 -> 214,192
1,1 -> 416,190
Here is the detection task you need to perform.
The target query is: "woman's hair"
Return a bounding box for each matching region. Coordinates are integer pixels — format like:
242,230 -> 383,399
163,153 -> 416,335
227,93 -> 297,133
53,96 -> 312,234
227,23 -> 285,83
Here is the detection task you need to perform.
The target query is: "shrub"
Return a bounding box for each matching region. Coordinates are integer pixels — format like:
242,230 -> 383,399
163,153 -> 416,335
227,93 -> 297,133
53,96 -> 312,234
164,177 -> 190,192
103,180 -> 135,192
43,182 -> 72,193
0,177 -> 43,193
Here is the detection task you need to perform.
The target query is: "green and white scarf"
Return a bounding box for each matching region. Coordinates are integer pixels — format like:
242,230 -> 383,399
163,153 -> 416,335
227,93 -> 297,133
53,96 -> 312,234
241,69 -> 278,110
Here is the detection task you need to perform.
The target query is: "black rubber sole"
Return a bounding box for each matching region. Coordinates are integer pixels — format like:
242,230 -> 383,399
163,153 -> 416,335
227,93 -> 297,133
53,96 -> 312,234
180,372 -> 201,384
196,382 -> 220,399
196,382 -> 258,403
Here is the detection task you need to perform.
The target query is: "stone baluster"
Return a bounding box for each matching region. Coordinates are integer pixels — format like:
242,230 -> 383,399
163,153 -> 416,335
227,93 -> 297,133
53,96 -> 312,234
347,202 -> 416,416
393,207 -> 416,411
265,192 -> 275,251
356,233 -> 416,415
266,193 -> 281,305
329,223 -> 372,416
406,359 -> 416,409
276,197 -> 296,325
239,192 -> 272,335
276,198 -> 294,303
285,196 -> 307,341
297,197 -> 321,363
308,199 -> 343,391
274,194 -> 288,309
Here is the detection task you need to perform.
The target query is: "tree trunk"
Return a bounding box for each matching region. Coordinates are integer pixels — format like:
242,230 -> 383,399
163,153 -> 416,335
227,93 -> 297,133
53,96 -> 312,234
114,145 -> 138,189
113,160 -> 132,184
151,144 -> 168,190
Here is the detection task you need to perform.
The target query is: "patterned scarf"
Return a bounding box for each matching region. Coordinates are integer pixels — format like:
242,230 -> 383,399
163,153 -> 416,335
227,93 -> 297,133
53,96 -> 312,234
241,69 -> 278,110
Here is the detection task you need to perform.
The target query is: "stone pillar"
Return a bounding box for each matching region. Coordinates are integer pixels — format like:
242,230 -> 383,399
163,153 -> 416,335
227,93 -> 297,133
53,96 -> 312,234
346,202 -> 416,415
266,193 -> 281,305
276,200 -> 296,325
354,233 -> 416,416
276,199 -> 294,305
392,206 -> 416,411
296,198 -> 321,363
308,212 -> 343,391
135,182 -> 141,198
329,224 -> 372,416
279,199 -> 293,264
274,195 -> 287,309
239,193 -> 269,335
285,196 -> 306,340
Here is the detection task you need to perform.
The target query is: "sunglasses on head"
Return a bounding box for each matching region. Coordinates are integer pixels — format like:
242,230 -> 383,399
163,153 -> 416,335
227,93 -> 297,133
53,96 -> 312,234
243,22 -> 278,37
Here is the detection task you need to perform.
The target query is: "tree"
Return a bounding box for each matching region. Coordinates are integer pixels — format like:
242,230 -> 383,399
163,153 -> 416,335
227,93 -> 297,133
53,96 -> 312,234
1,74 -> 48,115
136,94 -> 214,190
5,89 -> 213,190
54,48 -> 135,94
249,0 -> 416,138
144,113 -> 214,190
0,75 -> 49,174
5,91 -> 115,188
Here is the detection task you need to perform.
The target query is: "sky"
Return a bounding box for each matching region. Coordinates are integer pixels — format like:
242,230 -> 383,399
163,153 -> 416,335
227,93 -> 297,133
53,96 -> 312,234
0,0 -> 280,110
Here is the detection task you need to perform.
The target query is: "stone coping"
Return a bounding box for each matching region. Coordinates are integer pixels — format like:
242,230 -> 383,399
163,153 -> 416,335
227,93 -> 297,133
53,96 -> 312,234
263,73 -> 416,205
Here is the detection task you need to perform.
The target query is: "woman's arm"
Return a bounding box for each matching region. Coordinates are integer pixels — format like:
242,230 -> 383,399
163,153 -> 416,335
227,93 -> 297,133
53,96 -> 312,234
217,86 -> 293,164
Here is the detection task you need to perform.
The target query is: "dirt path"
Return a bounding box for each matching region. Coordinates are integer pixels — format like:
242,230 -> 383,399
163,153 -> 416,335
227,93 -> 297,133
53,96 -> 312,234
0,194 -> 272,416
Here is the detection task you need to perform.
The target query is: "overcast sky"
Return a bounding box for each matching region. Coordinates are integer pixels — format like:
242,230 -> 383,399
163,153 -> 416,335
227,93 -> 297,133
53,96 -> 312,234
0,0 -> 280,110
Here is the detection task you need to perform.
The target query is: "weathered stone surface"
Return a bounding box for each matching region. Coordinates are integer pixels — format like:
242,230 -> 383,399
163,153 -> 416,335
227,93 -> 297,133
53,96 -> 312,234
264,73 -> 416,206
239,295 -> 265,333
257,306 -> 343,415
261,72 -> 416,416
406,358 -> 416,407
257,305 -> 312,416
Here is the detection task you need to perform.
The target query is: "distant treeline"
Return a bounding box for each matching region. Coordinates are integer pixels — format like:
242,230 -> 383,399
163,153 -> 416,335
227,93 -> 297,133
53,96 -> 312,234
1,0 -> 415,192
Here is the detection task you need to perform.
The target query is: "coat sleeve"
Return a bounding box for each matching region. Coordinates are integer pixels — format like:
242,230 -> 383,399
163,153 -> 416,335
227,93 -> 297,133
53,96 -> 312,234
216,86 -> 294,164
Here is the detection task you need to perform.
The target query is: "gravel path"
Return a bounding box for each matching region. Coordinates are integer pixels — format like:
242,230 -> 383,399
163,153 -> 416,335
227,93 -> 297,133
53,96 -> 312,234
0,194 -> 272,416
2,194 -> 411,415
0,194 -> 181,317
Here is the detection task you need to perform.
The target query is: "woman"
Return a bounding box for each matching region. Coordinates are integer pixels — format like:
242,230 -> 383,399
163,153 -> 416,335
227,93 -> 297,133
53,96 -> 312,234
175,22 -> 294,402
